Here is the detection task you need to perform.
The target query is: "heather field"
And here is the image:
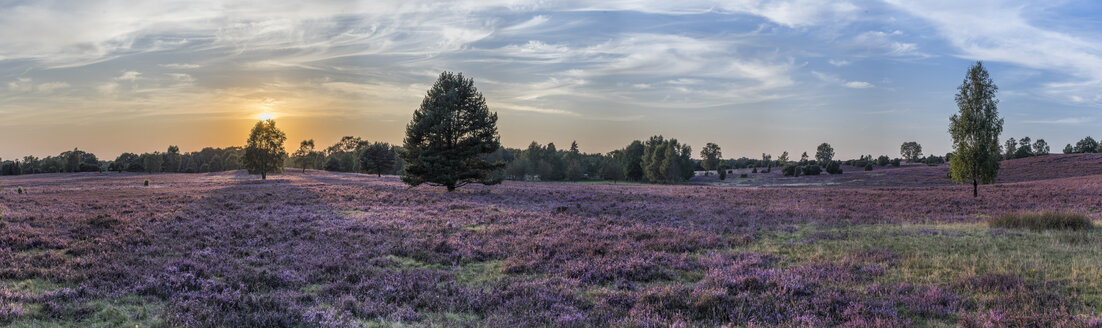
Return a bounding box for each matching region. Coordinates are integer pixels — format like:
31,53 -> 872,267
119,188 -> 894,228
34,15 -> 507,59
2,155 -> 1102,327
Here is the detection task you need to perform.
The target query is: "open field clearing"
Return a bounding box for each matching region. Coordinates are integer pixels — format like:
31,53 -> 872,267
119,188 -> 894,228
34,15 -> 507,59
1,155 -> 1101,327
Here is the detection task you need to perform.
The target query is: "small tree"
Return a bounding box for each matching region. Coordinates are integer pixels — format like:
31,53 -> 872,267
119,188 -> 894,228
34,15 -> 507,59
1004,137 -> 1017,160
400,71 -> 503,191
777,151 -> 789,165
800,152 -> 809,165
949,61 -> 1003,197
1032,139 -> 1050,155
815,143 -> 834,166
293,139 -> 316,173
1063,144 -> 1074,154
900,141 -> 923,162
699,143 -> 722,175
243,119 -> 287,180
360,142 -> 397,177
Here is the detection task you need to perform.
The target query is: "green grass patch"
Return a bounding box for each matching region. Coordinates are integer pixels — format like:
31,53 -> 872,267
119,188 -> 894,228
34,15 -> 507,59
2,279 -> 65,296
989,211 -> 1094,231
453,260 -> 505,288
733,222 -> 1102,310
5,295 -> 165,328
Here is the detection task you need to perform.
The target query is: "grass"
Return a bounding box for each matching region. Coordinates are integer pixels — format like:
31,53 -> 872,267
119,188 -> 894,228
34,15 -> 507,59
989,211 -> 1094,231
4,295 -> 165,328
733,222 -> 1102,313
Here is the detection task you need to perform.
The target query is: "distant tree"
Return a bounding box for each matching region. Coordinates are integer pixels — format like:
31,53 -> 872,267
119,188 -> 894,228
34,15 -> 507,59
1074,136 -> 1098,153
825,160 -> 843,174
949,61 -> 1003,198
622,140 -> 645,181
1004,138 -> 1017,160
800,152 -> 809,165
293,140 -> 316,173
718,164 -> 728,180
877,155 -> 890,166
143,152 -> 163,173
815,143 -> 834,166
569,140 -> 579,153
1015,137 -> 1034,158
699,142 -> 722,175
900,141 -> 923,162
360,142 -> 397,177
761,153 -> 772,168
601,153 -> 625,182
163,145 -> 182,172
243,119 -> 287,180
1032,139 -> 1050,155
1063,143 -> 1074,154
777,151 -> 789,165
400,71 -> 503,191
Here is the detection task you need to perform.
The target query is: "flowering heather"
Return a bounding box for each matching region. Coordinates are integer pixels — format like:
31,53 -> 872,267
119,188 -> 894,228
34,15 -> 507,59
1,161 -> 1100,326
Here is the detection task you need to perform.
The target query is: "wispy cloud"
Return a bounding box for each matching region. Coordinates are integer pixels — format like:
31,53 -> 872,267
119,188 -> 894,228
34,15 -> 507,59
1023,117 -> 1092,125
813,71 -> 874,89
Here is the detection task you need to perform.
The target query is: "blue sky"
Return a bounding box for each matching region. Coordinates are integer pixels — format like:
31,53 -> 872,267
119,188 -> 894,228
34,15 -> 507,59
1,0 -> 1100,160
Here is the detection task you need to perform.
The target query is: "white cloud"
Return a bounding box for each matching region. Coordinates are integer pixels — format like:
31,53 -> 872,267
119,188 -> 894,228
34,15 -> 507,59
813,71 -> 874,89
160,63 -> 200,69
37,82 -> 70,93
828,59 -> 850,66
115,71 -> 142,81
7,78 -> 32,92
1023,117 -> 1092,125
167,73 -> 195,83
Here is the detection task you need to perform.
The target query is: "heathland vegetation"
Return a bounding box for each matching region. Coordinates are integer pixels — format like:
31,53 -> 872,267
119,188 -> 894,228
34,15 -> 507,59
1,63 -> 1101,326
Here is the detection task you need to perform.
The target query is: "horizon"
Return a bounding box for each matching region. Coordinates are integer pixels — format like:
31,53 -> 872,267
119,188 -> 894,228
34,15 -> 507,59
3,1 -> 1102,160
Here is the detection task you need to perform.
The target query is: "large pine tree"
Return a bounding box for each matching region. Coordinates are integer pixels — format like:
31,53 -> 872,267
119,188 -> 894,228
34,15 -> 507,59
949,61 -> 1003,197
400,72 -> 503,191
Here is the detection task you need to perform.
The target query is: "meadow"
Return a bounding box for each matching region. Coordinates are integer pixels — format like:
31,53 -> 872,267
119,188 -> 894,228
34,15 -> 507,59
1,154 -> 1101,327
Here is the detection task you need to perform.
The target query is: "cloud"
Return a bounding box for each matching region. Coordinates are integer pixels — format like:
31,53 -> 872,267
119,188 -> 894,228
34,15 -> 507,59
1023,117 -> 1092,125
36,82 -> 70,93
503,15 -> 550,32
160,63 -> 200,69
828,59 -> 850,66
885,1 -> 1102,103
115,71 -> 142,81
7,78 -> 32,92
813,71 -> 874,89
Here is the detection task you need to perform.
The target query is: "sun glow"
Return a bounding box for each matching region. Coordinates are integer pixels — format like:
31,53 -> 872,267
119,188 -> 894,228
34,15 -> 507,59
259,113 -> 275,120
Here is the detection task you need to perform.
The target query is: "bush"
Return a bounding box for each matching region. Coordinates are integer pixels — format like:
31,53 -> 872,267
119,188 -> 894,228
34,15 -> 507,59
825,161 -> 843,174
803,165 -> 821,176
989,211 -> 1094,231
782,164 -> 798,177
17,187 -> 23,194
864,163 -> 873,171
144,179 -> 150,187
752,167 -> 758,173
891,158 -> 901,167
740,173 -> 748,178
877,155 -> 890,166
718,166 -> 727,180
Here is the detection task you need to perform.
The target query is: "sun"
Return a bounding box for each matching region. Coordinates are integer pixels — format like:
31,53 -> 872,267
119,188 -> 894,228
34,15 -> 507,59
258,113 -> 275,120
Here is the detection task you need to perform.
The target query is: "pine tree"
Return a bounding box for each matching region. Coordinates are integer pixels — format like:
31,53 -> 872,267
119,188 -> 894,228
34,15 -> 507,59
243,119 -> 287,180
949,61 -> 1003,197
400,71 -> 503,191
360,142 -> 397,177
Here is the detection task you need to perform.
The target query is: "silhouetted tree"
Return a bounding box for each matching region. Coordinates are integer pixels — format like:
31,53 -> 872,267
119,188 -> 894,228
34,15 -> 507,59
1004,137 -> 1017,160
816,143 -> 834,166
400,71 -> 503,191
900,141 -> 923,162
1074,136 -> 1098,153
243,119 -> 287,180
699,142 -> 721,175
1063,143 -> 1074,154
360,142 -> 397,177
949,61 -> 1003,198
622,140 -> 645,181
1032,139 -> 1049,155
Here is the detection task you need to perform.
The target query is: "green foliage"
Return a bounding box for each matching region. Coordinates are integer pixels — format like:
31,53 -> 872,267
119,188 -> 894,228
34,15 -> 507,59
1063,143 -> 1074,154
717,165 -> 728,180
876,155 -> 890,166
803,164 -> 821,175
292,139 -> 325,173
699,142 -> 721,174
641,135 -> 693,183
949,61 -> 1003,197
782,164 -> 798,177
360,142 -> 397,177
1032,138 -> 1049,155
400,71 -> 503,191
1004,137 -> 1018,160
17,186 -> 23,194
243,119 -> 288,180
825,160 -> 843,174
900,141 -> 923,162
989,211 -> 1094,231
815,143 -> 834,166
739,173 -> 748,178
891,158 -> 901,167
752,167 -> 758,173
143,179 -> 149,187
622,141 -> 645,181
1074,136 -> 1098,153
863,163 -> 873,171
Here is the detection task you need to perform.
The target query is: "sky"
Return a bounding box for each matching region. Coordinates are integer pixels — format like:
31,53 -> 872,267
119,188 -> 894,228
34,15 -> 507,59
2,0 -> 1101,160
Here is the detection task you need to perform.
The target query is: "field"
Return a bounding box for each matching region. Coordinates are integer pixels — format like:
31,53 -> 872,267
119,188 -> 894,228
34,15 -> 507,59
1,155 -> 1101,327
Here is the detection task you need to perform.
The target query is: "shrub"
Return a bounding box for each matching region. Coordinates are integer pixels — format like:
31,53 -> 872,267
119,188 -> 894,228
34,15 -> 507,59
803,165 -> 821,175
864,163 -> 873,171
144,179 -> 150,187
16,187 -> 23,194
877,155 -> 890,166
989,211 -> 1094,231
826,161 -> 843,174
891,158 -> 901,167
782,164 -> 798,177
740,173 -> 748,178
752,167 -> 758,173
718,166 -> 727,180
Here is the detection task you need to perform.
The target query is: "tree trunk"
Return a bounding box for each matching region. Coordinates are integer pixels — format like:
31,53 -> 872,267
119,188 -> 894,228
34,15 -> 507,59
302,167 -> 306,174
262,172 -> 267,180
972,179 -> 978,197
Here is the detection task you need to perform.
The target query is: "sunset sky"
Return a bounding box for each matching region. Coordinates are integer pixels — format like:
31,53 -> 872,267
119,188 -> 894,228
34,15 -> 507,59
2,1 -> 1101,160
